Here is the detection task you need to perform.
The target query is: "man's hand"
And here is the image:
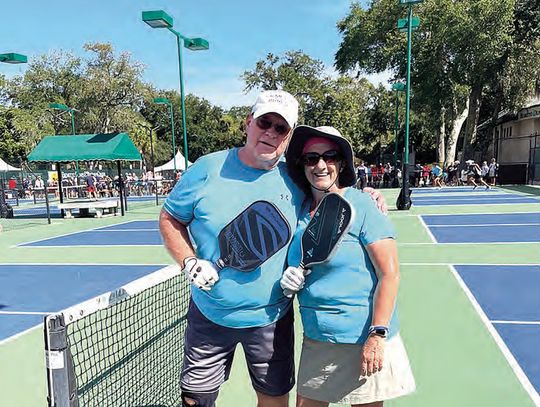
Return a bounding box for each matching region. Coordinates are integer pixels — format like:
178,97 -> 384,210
362,187 -> 388,215
280,266 -> 310,297
182,257 -> 219,291
360,335 -> 386,377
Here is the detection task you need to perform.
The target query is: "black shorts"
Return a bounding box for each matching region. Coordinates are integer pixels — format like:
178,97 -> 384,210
180,301 -> 295,396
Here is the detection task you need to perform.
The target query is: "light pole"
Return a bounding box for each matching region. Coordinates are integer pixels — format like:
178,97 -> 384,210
153,97 -> 177,174
397,0 -> 422,210
142,10 -> 209,172
392,82 -> 405,167
48,103 -> 80,182
48,103 -> 76,135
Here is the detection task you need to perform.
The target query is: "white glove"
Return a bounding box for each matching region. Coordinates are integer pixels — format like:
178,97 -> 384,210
280,266 -> 311,297
182,257 -> 219,291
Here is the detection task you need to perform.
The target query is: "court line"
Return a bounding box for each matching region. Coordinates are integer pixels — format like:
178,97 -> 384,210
449,265 -> 540,406
0,311 -> 52,315
400,263 -> 540,266
83,229 -> 160,233
399,242 -> 540,245
393,211 -> 540,217
492,320 -> 540,325
416,215 -> 437,243
0,324 -> 42,346
428,223 -> 540,227
14,244 -> 162,248
0,262 -> 170,266
16,219 -> 157,247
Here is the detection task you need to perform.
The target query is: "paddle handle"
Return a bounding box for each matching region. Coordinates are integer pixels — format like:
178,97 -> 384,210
283,263 -> 306,299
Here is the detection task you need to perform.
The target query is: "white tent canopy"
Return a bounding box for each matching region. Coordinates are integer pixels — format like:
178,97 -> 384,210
0,158 -> 21,172
154,150 -> 192,173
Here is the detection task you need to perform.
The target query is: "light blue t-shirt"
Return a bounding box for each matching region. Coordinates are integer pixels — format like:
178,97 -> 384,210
287,188 -> 399,344
163,148 -> 304,328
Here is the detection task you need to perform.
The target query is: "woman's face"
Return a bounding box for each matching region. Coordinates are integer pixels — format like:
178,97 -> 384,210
301,140 -> 342,192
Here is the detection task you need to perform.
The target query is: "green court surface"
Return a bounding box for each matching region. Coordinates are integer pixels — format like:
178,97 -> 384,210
1,187 -> 539,406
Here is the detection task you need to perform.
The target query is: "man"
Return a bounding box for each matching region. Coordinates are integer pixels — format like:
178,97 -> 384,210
355,160 -> 368,190
85,172 -> 98,199
160,90 -> 386,407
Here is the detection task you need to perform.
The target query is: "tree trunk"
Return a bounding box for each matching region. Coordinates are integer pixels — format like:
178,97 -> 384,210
445,97 -> 469,167
461,82 -> 482,161
436,106 -> 446,164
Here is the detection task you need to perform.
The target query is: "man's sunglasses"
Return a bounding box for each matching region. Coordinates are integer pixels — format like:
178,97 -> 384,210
256,117 -> 290,136
300,150 -> 343,166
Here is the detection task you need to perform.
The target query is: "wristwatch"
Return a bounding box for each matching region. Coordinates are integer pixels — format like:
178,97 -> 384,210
368,325 -> 389,339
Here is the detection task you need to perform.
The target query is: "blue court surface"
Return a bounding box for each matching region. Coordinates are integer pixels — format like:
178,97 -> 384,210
455,265 -> 540,394
0,264 -> 166,341
19,220 -> 161,247
413,192 -> 540,206
421,213 -> 540,243
411,186 -> 501,194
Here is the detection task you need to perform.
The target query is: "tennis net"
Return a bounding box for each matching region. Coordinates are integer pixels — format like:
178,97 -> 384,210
44,265 -> 190,407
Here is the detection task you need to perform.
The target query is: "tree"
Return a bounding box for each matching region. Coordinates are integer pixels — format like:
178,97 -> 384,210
242,51 -> 387,161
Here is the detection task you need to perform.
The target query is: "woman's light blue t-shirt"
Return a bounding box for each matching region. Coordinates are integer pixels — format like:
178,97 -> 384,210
287,188 -> 399,344
163,148 -> 304,328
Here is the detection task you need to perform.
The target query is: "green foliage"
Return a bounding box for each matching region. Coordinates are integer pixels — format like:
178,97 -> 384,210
242,50 -> 397,162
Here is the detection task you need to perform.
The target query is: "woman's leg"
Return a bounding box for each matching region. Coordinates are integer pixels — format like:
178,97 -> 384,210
297,394 -> 329,407
352,401 -> 383,407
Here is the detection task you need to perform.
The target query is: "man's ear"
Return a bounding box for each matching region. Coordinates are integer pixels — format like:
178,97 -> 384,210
245,113 -> 254,129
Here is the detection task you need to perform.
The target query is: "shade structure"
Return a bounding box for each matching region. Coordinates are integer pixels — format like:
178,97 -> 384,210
154,150 -> 192,173
0,158 -> 21,171
28,133 -> 142,162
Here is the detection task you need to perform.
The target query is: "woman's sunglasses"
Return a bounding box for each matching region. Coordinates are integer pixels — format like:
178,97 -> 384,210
256,117 -> 290,136
300,150 -> 343,166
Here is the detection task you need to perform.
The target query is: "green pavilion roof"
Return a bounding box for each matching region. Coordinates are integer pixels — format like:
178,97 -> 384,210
28,133 -> 141,162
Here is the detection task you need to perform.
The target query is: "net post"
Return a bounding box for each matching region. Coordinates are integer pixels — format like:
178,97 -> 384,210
44,314 -> 79,407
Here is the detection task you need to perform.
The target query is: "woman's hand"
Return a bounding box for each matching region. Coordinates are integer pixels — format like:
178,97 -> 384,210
360,335 -> 386,376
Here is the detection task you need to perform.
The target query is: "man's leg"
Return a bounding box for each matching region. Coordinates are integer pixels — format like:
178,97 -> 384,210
256,391 -> 289,407
181,301 -> 237,407
242,307 -> 295,407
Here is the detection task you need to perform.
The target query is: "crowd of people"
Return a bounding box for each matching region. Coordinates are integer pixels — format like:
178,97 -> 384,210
4,170 -> 178,201
353,158 -> 499,191
409,158 -> 498,189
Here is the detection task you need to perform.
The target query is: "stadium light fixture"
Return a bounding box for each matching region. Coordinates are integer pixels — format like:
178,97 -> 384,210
142,10 -> 209,172
0,53 -> 27,64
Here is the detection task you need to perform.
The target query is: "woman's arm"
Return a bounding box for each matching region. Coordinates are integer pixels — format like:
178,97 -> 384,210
360,238 -> 400,376
367,238 -> 400,327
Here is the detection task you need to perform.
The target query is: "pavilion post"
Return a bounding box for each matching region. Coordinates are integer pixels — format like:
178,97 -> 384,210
117,161 -> 125,216
56,165 -> 65,218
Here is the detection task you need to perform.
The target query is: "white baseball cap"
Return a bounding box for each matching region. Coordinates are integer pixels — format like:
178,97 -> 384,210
251,90 -> 299,128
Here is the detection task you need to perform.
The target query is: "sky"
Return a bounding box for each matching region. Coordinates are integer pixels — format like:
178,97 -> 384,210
1,0 -> 389,109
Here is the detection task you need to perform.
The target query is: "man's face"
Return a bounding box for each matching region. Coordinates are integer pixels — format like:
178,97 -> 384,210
244,113 -> 292,168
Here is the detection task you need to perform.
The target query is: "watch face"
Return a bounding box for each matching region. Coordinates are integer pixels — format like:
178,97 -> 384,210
374,328 -> 388,338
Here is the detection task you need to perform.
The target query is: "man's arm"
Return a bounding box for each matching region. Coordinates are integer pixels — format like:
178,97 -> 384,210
159,209 -> 196,265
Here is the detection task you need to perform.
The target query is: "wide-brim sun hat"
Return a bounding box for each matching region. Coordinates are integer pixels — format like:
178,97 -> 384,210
285,125 -> 357,189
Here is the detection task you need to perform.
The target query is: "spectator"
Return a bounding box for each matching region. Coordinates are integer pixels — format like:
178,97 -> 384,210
355,161 -> 368,190
488,158 -> 499,186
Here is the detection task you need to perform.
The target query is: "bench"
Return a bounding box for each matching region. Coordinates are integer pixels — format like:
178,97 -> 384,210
57,199 -> 119,219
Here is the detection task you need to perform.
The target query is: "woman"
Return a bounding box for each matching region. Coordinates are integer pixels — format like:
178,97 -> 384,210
281,125 -> 415,407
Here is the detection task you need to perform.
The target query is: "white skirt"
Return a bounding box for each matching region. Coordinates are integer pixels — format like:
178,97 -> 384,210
297,334 -> 416,404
